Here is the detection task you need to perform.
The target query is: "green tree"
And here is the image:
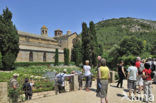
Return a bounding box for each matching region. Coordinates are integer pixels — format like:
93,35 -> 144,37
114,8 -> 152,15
119,36 -> 144,56
64,48 -> 69,65
98,44 -> 103,56
0,52 -> 2,69
151,41 -> 156,57
89,21 -> 99,66
54,48 -> 59,66
71,37 -> 82,66
81,22 -> 91,65
0,8 -> 19,70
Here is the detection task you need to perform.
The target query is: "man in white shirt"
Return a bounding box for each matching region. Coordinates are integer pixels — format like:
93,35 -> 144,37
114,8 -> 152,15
127,61 -> 138,99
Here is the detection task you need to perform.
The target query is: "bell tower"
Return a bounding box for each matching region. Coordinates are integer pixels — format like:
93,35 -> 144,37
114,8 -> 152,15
41,25 -> 48,37
54,29 -> 63,37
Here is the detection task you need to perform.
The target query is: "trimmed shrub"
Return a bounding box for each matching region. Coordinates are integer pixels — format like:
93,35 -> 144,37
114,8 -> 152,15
64,48 -> 69,65
54,49 -> 59,66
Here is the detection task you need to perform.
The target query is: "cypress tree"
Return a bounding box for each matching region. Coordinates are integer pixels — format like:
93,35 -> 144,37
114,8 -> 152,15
66,48 -> 69,65
54,48 -> 59,66
81,22 -> 91,65
89,21 -> 98,66
98,44 -> 103,56
64,48 -> 69,65
0,8 -> 19,70
0,52 -> 2,69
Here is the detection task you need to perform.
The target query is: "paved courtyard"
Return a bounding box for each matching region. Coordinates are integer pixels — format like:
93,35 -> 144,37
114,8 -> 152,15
25,80 -> 156,103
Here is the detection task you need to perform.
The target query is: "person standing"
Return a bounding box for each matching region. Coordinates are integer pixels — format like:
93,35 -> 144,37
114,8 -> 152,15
117,61 -> 126,88
83,60 -> 92,91
96,56 -> 101,92
127,61 -> 138,99
152,58 -> 156,83
142,63 -> 153,102
135,57 -> 144,94
22,78 -> 32,100
56,69 -> 74,93
9,73 -> 19,103
96,58 -> 110,103
56,69 -> 67,93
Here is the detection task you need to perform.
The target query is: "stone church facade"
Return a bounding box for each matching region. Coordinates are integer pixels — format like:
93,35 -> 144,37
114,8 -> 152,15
16,25 -> 77,62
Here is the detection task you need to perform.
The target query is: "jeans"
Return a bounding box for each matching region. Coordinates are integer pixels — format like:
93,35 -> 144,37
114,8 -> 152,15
144,80 -> 153,101
85,75 -> 91,88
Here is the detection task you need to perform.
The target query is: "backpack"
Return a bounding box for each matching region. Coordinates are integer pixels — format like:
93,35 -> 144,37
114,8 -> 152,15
151,72 -> 155,79
57,73 -> 65,85
23,83 -> 32,95
151,61 -> 156,71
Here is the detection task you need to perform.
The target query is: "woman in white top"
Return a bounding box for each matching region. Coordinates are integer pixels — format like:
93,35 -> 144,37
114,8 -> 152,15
83,60 -> 91,91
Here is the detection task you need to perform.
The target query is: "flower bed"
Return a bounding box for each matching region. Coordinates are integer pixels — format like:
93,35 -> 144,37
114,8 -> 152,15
0,65 -> 81,93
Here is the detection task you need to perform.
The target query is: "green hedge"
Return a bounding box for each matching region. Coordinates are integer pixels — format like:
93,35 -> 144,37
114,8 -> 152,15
15,62 -> 54,67
15,62 -> 75,67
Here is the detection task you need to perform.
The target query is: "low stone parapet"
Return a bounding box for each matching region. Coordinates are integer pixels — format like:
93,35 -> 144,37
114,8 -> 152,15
109,71 -> 116,83
0,82 -> 8,103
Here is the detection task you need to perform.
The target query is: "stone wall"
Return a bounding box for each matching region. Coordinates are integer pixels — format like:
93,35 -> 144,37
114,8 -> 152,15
0,82 -> 8,103
16,50 -> 64,62
16,51 -> 30,62
33,52 -> 44,62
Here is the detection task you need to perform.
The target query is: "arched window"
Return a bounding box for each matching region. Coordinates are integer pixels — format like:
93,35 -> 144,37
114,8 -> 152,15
43,52 -> 46,62
42,30 -> 44,34
29,51 -> 33,62
72,38 -> 77,44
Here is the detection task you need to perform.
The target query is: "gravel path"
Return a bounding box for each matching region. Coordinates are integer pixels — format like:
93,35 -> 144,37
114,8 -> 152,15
25,80 -> 156,103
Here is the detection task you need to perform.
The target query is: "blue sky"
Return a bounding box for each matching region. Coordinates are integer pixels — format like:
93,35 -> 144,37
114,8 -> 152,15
0,0 -> 156,37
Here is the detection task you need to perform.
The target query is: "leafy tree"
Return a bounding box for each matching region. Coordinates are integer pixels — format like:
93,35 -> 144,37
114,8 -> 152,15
0,8 -> 19,70
64,48 -> 69,65
54,48 -> 59,66
81,22 -> 91,65
151,41 -> 156,56
119,36 -> 144,56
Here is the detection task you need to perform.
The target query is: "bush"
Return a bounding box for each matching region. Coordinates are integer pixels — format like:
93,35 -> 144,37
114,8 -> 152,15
0,52 -> 2,69
54,49 -> 59,66
64,48 -> 69,65
15,62 -> 53,67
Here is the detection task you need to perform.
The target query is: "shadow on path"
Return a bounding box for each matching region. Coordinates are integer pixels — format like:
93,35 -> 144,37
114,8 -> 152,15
90,88 -> 97,92
117,93 -> 124,97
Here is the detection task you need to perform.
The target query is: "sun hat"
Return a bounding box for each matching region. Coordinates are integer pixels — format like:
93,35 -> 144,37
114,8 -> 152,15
63,69 -> 67,72
13,73 -> 19,77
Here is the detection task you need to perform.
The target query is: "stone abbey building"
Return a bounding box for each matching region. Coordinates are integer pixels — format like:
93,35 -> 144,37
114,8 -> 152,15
16,25 -> 77,62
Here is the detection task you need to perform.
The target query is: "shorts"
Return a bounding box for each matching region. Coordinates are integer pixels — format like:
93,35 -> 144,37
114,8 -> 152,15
137,75 -> 143,86
128,80 -> 137,90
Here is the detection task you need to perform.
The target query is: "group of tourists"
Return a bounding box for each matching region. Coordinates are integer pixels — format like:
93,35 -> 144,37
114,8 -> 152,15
117,57 -> 156,102
9,73 -> 33,103
9,56 -> 156,103
82,56 -> 156,103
